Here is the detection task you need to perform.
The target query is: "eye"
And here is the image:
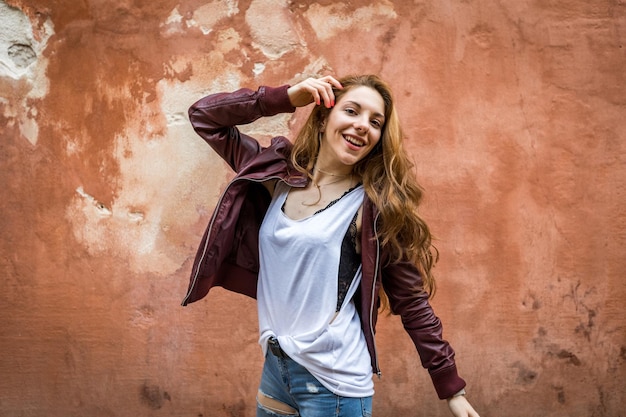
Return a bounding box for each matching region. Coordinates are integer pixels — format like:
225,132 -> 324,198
344,107 -> 357,115
371,119 -> 382,128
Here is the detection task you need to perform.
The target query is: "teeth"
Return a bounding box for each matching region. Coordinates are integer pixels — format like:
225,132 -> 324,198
344,135 -> 364,147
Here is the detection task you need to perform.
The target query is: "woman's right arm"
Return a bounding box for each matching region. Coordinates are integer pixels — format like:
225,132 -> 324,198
188,85 -> 296,173
187,76 -> 341,174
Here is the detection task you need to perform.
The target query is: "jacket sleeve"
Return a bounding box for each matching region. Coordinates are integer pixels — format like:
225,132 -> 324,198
381,259 -> 467,399
188,85 -> 296,172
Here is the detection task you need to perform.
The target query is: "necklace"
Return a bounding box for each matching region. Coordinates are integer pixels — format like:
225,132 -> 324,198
315,175 -> 351,187
315,167 -> 352,178
301,174 -> 353,206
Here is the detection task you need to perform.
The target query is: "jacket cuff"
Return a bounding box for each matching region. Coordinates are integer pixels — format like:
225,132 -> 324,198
430,365 -> 466,400
260,85 -> 296,116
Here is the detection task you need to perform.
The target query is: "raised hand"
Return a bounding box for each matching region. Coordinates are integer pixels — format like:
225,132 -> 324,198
287,75 -> 343,108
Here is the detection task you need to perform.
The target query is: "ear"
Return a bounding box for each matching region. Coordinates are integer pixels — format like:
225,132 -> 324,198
319,120 -> 326,132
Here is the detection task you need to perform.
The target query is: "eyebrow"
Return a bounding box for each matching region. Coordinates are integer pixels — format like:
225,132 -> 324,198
344,100 -> 385,120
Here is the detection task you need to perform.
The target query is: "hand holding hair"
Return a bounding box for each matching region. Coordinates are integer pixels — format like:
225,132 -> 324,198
287,75 -> 343,108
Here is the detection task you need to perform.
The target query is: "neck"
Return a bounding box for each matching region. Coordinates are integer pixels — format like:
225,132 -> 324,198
315,166 -> 351,177
314,172 -> 353,187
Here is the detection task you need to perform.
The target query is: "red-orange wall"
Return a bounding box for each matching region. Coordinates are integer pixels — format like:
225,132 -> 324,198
1,1 -> 625,416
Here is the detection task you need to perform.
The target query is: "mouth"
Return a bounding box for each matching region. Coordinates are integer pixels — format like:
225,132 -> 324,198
343,134 -> 365,148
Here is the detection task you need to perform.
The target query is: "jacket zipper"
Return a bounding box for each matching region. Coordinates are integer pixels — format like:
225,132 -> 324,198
370,212 -> 382,378
181,175 -> 299,306
181,181 -> 228,306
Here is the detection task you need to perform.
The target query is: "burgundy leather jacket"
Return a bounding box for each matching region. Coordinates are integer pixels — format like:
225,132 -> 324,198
182,84 -> 466,399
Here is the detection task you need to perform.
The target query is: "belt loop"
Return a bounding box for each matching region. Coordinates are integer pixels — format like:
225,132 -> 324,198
268,336 -> 287,359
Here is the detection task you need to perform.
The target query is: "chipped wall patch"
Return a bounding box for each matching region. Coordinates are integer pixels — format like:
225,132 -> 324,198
0,0 -> 54,145
187,0 -> 239,35
304,1 -> 397,41
160,6 -> 184,36
246,0 -> 304,59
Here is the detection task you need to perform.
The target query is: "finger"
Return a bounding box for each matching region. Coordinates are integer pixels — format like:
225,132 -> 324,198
316,78 -> 337,108
319,75 -> 343,90
319,86 -> 333,108
301,78 -> 328,107
312,88 -> 322,106
288,82 -> 314,107
302,80 -> 321,106
305,78 -> 328,106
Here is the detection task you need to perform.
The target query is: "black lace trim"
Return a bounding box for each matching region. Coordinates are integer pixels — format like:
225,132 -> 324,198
312,183 -> 362,216
336,211 -> 360,311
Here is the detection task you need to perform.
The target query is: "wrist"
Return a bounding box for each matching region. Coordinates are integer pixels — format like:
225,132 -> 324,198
263,85 -> 296,115
447,388 -> 466,400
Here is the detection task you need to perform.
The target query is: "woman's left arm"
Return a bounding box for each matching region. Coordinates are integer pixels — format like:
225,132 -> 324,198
383,260 -> 481,415
382,259 -> 465,399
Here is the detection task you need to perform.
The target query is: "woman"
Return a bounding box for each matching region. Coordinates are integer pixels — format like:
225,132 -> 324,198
183,75 -> 480,417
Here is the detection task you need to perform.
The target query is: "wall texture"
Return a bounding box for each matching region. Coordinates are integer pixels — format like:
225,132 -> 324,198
1,0 -> 625,416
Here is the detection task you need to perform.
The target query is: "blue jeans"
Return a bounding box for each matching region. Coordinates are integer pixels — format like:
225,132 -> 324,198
257,350 -> 373,417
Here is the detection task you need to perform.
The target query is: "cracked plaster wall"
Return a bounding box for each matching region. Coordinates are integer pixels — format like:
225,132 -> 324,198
0,0 -> 625,416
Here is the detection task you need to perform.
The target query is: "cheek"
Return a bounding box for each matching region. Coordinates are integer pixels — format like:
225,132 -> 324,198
369,132 -> 382,148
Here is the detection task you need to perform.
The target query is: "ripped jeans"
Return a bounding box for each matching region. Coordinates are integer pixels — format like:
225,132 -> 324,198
257,349 -> 373,417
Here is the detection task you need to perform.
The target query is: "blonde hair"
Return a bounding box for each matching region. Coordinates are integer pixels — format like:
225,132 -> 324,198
290,74 -> 438,298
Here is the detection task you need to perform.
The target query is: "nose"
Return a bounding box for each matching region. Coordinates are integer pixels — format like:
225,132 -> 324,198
354,116 -> 369,134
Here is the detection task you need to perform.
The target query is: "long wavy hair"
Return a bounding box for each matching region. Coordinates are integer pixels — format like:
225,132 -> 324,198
290,74 -> 438,298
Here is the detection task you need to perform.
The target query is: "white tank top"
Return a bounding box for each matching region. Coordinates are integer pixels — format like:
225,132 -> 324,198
257,181 -> 374,397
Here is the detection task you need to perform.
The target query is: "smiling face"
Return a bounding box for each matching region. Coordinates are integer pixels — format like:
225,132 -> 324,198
317,85 -> 386,171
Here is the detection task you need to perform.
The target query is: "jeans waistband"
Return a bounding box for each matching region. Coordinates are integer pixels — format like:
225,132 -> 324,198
267,336 -> 288,359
